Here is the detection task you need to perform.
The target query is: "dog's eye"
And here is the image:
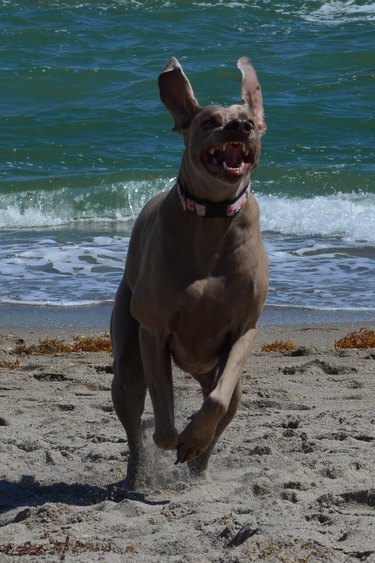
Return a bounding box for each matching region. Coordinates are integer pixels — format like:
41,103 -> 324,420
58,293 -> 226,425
202,117 -> 222,131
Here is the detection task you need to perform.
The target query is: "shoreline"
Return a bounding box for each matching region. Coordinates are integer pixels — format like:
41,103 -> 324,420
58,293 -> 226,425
0,302 -> 374,331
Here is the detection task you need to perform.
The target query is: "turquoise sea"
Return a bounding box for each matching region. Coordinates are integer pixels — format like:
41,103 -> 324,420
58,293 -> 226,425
0,1 -> 374,328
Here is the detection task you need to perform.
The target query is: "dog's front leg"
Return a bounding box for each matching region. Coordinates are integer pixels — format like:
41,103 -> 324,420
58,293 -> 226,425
176,328 -> 257,464
139,327 -> 179,450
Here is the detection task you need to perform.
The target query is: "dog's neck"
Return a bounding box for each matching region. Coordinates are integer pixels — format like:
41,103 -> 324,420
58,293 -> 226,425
177,179 -> 251,218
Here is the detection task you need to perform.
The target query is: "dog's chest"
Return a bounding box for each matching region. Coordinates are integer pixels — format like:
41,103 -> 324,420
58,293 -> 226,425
166,272 -> 254,370
178,275 -> 233,319
168,279 -> 229,372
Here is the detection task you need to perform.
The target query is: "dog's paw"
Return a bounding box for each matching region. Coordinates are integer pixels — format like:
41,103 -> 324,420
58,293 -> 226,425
153,428 -> 179,450
175,419 -> 215,464
175,396 -> 226,463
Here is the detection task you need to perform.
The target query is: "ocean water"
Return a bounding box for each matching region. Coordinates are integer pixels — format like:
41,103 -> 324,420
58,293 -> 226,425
0,0 -> 374,327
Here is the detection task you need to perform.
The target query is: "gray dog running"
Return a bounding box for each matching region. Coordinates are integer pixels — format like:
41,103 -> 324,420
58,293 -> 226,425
111,57 -> 268,488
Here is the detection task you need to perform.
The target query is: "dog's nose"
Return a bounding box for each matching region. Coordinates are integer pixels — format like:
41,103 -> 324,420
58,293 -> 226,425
223,118 -> 252,134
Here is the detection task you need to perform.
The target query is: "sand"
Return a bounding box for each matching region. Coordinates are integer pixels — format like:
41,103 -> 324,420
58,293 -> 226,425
0,324 -> 374,562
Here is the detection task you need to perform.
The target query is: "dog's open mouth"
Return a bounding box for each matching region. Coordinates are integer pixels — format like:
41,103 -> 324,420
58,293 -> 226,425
201,142 -> 254,179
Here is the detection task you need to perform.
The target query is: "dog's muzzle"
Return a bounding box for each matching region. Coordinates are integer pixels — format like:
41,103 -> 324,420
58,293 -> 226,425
201,138 -> 257,180
200,117 -> 257,180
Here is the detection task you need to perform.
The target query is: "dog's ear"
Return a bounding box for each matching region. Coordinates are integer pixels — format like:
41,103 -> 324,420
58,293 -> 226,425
237,57 -> 267,135
158,58 -> 201,132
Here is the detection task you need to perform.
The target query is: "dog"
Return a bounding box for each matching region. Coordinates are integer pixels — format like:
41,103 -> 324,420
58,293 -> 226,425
111,57 -> 268,488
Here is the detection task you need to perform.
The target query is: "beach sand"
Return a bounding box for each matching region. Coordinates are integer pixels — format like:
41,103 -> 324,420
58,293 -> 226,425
0,324 -> 374,562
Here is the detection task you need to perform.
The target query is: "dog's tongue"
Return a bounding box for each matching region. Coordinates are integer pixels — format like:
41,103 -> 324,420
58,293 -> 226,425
222,144 -> 243,167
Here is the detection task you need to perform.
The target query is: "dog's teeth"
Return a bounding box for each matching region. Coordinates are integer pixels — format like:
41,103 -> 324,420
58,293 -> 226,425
223,161 -> 228,170
221,144 -> 227,151
208,147 -> 216,155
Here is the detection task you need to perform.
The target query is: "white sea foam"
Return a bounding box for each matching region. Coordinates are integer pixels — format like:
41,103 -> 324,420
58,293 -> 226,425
187,0 -> 375,24
0,179 -> 170,230
86,0 -> 375,22
1,184 -> 374,310
0,216 -> 374,310
0,232 -> 130,307
301,0 -> 375,24
258,192 -> 375,243
1,184 -> 374,243
0,205 -> 68,229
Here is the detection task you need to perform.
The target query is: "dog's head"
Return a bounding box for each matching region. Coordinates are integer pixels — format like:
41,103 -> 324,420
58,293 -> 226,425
158,57 -> 266,199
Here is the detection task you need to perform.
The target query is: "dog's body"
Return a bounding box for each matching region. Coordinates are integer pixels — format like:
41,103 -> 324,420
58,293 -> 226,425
111,57 -> 268,488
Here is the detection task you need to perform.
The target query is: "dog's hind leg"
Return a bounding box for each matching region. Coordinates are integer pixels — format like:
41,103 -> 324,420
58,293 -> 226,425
188,372 -> 242,479
111,278 -> 147,489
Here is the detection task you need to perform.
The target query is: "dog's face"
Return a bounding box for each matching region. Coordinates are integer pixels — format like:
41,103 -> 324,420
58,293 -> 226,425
185,104 -> 261,184
158,57 -> 266,195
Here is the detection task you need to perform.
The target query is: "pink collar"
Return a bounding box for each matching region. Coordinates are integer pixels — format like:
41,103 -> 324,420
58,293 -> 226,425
177,181 -> 250,218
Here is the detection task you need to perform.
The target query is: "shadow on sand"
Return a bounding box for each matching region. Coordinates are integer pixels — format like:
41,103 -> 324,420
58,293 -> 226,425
0,474 -> 169,515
